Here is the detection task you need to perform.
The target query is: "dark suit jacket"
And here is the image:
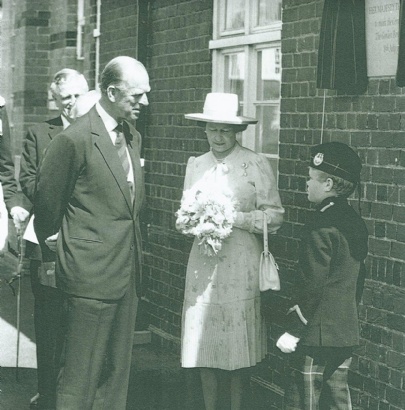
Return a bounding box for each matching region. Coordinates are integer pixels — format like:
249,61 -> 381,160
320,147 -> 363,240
0,106 -> 30,211
20,116 -> 64,204
19,116 -> 64,260
34,106 -> 145,299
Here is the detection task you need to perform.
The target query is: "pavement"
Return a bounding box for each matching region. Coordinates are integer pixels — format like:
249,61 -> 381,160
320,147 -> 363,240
0,251 -> 207,410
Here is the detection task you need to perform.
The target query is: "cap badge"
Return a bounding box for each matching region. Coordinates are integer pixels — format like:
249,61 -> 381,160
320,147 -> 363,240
313,152 -> 324,166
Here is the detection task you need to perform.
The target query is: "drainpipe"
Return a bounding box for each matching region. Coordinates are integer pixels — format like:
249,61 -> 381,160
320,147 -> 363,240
76,0 -> 85,60
136,0 -> 149,144
93,0 -> 102,89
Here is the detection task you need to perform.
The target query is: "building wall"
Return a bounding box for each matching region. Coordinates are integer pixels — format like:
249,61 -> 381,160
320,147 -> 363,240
142,0 -> 213,346
48,0 -> 79,78
1,0 -> 50,156
99,0 -> 138,68
0,0 -> 88,159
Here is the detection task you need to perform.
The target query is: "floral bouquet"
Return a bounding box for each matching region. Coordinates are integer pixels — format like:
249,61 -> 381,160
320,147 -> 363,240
176,187 -> 237,256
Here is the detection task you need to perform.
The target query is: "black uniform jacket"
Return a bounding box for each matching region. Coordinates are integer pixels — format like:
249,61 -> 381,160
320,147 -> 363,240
286,197 -> 369,347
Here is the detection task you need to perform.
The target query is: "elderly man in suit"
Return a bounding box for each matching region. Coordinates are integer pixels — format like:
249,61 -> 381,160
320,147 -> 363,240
34,56 -> 150,410
19,68 -> 89,409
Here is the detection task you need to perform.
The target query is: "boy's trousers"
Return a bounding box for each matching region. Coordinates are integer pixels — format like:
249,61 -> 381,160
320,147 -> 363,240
284,347 -> 353,410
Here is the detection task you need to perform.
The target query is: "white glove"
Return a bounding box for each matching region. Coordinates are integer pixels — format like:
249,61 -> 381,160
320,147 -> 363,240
276,332 -> 300,354
10,206 -> 30,233
45,233 -> 59,252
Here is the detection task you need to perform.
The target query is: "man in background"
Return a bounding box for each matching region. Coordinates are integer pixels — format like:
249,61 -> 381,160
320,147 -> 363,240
19,68 -> 89,409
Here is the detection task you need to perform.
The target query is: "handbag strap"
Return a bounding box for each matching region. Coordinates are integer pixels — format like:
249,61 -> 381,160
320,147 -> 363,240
263,211 -> 269,253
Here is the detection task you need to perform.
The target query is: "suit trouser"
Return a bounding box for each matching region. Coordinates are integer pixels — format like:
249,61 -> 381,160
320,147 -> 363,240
284,347 -> 353,410
56,273 -> 138,410
30,260 -> 63,407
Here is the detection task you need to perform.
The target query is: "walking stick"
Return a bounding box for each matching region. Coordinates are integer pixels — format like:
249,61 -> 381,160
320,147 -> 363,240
4,229 -> 26,381
15,232 -> 24,381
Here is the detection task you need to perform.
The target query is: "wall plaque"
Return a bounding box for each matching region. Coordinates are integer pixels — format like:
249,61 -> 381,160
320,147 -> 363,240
366,0 -> 400,76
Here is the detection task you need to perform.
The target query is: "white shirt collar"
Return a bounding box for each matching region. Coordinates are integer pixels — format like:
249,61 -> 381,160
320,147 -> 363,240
61,114 -> 72,130
95,102 -> 119,133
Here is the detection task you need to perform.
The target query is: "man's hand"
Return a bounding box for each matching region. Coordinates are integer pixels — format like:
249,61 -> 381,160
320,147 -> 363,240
45,233 -> 59,252
276,332 -> 300,354
39,261 -> 56,287
10,206 -> 30,233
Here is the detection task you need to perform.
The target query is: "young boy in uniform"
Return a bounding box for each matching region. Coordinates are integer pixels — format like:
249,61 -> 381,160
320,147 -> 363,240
276,141 -> 369,409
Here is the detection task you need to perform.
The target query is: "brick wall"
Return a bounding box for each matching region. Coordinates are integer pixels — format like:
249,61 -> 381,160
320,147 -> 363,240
271,1 -> 405,408
99,0 -> 138,68
1,0 -> 51,155
48,0 -> 78,76
1,0 -> 88,157
141,0 -> 213,347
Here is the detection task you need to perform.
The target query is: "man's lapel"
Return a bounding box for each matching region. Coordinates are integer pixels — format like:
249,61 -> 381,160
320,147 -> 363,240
47,116 -> 64,140
89,108 -> 133,211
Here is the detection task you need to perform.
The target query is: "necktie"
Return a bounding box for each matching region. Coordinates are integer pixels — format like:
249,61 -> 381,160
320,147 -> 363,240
114,124 -> 134,202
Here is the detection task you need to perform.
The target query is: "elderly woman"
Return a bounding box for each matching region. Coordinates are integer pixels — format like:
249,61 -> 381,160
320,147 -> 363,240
178,93 -> 284,409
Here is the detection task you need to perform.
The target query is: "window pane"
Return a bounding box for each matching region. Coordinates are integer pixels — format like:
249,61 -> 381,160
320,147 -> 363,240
224,53 -> 245,106
225,0 -> 245,30
255,105 -> 280,155
257,48 -> 281,100
256,0 -> 282,26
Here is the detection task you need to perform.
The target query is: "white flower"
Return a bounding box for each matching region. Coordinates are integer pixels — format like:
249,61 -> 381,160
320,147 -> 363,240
175,186 -> 237,256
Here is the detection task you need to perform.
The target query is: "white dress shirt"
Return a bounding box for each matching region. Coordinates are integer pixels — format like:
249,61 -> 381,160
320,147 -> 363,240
95,103 -> 134,185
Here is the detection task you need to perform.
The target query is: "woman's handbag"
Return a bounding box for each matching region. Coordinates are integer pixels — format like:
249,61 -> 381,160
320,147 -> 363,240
259,212 -> 280,291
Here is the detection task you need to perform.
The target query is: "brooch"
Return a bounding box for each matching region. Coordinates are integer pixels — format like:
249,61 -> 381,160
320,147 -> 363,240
241,163 -> 248,176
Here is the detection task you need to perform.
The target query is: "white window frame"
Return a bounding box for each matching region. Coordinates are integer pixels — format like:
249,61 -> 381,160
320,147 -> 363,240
210,0 -> 282,159
77,0 -> 85,60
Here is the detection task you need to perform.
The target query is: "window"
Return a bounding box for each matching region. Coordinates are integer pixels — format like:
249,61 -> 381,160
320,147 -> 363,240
210,0 -> 282,176
77,0 -> 85,60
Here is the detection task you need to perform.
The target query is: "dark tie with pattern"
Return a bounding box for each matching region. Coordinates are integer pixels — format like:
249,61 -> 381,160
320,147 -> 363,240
114,123 -> 134,203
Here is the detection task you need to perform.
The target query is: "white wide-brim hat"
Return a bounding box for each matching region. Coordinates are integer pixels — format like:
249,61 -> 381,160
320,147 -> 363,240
185,92 -> 258,125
